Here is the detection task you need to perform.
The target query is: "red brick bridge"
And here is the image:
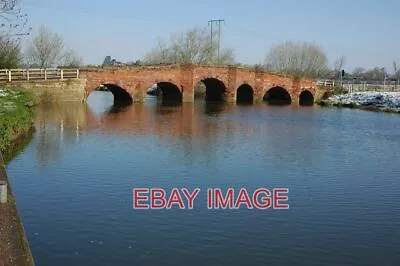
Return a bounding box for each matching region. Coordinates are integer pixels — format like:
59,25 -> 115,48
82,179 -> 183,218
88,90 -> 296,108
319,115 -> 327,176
82,65 -> 319,105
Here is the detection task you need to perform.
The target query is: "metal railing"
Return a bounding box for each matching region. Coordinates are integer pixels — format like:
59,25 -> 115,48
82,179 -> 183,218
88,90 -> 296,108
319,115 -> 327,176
0,68 -> 80,82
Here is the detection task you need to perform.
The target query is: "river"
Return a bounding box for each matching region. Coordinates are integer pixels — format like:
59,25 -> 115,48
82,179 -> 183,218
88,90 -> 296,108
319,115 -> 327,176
6,91 -> 400,266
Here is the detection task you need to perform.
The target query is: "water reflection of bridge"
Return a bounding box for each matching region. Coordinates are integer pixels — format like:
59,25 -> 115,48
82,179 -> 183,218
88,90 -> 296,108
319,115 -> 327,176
34,101 -> 255,142
33,99 -> 321,168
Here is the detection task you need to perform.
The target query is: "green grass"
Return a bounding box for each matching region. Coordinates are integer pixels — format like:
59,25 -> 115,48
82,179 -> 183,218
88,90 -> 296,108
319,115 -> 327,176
0,88 -> 37,154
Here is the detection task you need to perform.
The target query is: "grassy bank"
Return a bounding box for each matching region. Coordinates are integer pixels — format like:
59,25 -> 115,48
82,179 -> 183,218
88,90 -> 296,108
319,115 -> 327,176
0,88 -> 36,265
0,88 -> 37,156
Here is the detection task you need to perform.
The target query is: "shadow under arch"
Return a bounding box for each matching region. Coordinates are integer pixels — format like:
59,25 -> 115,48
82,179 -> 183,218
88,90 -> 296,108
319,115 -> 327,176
102,84 -> 133,105
157,82 -> 183,104
299,90 -> 314,106
263,86 -> 292,106
237,84 -> 254,104
202,78 -> 227,102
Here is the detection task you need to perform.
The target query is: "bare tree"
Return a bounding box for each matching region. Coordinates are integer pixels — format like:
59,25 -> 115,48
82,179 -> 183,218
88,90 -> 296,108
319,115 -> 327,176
265,41 -> 328,78
0,36 -> 20,68
143,39 -> 172,64
352,67 -> 365,77
25,25 -> 82,68
25,26 -> 64,68
143,27 -> 234,65
359,67 -> 388,81
334,55 -> 346,72
0,0 -> 30,68
61,48 -> 83,67
0,0 -> 30,37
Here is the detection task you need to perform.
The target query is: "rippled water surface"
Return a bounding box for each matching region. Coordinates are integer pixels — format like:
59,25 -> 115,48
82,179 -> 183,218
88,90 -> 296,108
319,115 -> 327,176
6,92 -> 400,266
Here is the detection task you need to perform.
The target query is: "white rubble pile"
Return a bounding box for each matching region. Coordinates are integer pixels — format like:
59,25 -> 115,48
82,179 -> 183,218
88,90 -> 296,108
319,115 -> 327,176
329,92 -> 400,108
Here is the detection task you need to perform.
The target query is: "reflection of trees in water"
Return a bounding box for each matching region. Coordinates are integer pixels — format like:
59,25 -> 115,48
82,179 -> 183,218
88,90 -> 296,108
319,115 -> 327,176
34,102 -> 87,167
36,119 -> 62,167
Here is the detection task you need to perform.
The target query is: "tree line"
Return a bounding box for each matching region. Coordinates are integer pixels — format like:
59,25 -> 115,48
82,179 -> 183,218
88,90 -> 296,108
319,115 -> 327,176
140,28 -> 329,79
1,1 -> 396,81
141,27 -> 398,82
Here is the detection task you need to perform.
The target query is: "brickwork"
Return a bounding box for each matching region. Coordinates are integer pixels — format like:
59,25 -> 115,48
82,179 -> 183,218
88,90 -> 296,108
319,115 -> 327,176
82,65 -> 318,104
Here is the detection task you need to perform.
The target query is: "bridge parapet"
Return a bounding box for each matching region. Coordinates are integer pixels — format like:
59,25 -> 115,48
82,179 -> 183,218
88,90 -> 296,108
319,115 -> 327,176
0,68 -> 80,82
0,68 -> 85,103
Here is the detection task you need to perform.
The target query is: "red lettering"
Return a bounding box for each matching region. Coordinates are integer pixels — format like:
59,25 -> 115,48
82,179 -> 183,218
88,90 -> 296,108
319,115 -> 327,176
207,188 -> 213,209
214,188 -> 235,209
167,188 -> 185,209
253,188 -> 271,209
133,188 -> 149,209
273,188 -> 289,209
151,189 -> 166,209
234,188 -> 253,209
181,188 -> 200,209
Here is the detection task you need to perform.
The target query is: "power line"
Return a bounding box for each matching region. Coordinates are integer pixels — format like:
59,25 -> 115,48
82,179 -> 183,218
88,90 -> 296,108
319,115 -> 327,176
208,19 -> 225,64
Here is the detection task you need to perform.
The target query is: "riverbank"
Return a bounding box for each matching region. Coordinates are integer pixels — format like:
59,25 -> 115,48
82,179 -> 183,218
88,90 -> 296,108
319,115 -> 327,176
0,88 -> 37,155
0,88 -> 36,266
317,91 -> 400,113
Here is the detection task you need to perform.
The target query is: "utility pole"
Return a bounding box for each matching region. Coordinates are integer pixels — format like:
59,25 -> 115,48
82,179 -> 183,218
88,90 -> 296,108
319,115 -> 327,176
340,69 -> 344,89
208,20 -> 214,62
208,19 -> 225,64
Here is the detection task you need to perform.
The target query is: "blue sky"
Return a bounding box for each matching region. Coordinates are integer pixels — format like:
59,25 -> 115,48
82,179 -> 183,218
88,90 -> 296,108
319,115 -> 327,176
21,0 -> 400,72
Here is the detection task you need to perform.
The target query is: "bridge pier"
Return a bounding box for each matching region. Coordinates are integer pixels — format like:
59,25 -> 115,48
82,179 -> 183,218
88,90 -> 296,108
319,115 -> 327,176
132,91 -> 145,103
180,65 -> 195,103
253,95 -> 264,103
225,91 -> 236,103
131,84 -> 147,103
182,91 -> 194,102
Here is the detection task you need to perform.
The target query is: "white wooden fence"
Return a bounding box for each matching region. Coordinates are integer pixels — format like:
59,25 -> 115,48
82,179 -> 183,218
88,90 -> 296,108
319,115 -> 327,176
0,69 -> 80,82
343,83 -> 399,92
317,80 -> 335,87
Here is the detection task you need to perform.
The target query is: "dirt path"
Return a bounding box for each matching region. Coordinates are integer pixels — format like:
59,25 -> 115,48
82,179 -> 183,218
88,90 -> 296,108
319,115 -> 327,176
0,204 -> 32,266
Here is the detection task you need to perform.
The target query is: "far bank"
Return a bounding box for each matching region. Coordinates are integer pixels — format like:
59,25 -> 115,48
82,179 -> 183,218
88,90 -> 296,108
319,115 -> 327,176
317,91 -> 400,114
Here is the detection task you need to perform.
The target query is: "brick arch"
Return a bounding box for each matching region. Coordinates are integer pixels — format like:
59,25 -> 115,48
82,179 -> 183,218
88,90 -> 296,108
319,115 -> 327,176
143,79 -> 182,93
262,84 -> 292,99
193,76 -> 228,102
236,83 -> 254,103
298,88 -> 315,106
298,87 -> 316,97
85,81 -> 135,104
193,75 -> 228,90
262,85 -> 292,105
154,81 -> 183,103
84,71 -> 139,101
236,78 -> 256,90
